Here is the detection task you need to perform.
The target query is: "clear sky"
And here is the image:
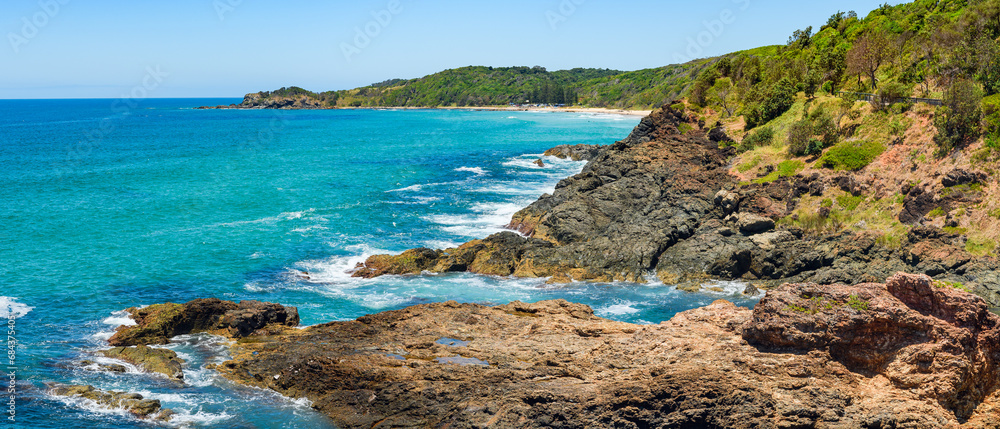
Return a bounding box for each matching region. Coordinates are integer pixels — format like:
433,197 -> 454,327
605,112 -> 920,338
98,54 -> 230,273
1,0 -> 904,99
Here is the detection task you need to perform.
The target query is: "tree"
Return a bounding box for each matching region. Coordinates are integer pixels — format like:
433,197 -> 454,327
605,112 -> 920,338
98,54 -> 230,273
847,31 -> 894,91
787,26 -> 813,49
934,79 -> 983,153
709,77 -> 737,116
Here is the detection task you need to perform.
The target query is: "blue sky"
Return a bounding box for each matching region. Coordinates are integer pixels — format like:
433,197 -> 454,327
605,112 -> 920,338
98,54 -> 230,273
1,0 -> 902,99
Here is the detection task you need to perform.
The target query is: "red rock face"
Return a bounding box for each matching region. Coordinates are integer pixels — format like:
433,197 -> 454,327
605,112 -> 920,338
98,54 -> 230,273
744,273 -> 1000,420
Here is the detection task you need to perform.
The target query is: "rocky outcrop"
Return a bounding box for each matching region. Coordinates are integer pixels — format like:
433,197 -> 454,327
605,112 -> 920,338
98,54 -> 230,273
47,384 -> 175,421
208,273 -> 1000,428
542,144 -> 602,161
356,106 -> 733,283
108,298 -> 299,346
352,104 -> 1000,303
101,346 -> 185,381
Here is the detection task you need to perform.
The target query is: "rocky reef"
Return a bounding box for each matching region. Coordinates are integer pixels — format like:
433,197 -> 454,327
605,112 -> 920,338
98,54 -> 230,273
108,298 -> 299,347
164,273 -> 999,428
100,346 -> 185,381
47,384 -> 175,422
353,105 -> 1000,303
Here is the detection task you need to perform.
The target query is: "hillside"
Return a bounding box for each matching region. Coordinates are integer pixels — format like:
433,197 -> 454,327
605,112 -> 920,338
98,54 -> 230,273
214,61 -> 715,110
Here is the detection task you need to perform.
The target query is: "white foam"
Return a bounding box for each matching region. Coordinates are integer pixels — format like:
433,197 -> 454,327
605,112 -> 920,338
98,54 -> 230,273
455,166 -> 487,175
597,302 -> 641,316
0,297 -> 33,319
423,240 -> 462,250
387,184 -> 423,192
101,310 -> 137,327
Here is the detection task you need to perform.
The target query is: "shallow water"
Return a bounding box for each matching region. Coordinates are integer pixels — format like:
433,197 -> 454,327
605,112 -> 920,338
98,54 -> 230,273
2,100 -> 761,428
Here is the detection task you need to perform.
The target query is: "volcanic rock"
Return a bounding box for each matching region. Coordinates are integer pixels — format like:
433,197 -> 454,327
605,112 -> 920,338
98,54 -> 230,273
108,298 -> 299,346
210,273 -> 1000,428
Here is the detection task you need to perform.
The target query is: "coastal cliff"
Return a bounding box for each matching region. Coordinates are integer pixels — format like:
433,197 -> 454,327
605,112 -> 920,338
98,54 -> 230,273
109,273 -> 1000,428
354,104 -> 1000,303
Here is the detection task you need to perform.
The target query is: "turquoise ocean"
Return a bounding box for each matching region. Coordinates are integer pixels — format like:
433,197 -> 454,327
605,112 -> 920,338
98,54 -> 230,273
1,99 -> 761,428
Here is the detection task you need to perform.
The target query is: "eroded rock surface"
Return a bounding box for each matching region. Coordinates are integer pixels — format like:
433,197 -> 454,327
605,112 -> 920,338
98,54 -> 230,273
108,298 -> 299,346
208,273 -> 1000,428
101,346 -> 185,381
47,384 -> 175,421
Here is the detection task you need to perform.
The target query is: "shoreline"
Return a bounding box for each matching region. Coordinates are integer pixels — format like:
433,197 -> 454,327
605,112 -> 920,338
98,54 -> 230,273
200,103 -> 652,117
371,106 -> 653,117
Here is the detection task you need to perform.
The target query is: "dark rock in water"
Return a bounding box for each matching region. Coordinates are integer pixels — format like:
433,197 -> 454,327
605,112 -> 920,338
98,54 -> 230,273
101,346 -> 184,381
108,298 -> 299,346
742,283 -> 760,295
942,169 -> 985,187
210,273 -> 1000,428
47,384 -> 174,421
533,158 -> 545,167
542,144 -> 602,161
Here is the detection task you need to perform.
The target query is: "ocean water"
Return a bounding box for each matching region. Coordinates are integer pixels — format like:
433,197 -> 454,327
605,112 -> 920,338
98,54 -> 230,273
1,99 -> 761,428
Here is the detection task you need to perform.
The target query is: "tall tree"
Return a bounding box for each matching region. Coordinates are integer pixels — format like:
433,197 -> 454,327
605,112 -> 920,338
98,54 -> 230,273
847,31 -> 894,91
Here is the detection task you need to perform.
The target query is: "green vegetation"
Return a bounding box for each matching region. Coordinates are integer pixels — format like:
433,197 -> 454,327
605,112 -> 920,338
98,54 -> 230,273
754,160 -> 804,184
935,79 -> 983,153
847,295 -> 869,312
933,280 -> 972,293
742,127 -> 775,149
927,207 -> 945,218
819,140 -> 886,170
836,195 -> 865,211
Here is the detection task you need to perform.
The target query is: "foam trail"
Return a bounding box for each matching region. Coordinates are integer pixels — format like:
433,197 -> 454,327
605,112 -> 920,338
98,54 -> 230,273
0,297 -> 33,319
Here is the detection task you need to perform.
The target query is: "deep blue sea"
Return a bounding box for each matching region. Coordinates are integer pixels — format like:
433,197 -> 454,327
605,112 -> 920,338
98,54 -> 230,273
1,99 -> 761,428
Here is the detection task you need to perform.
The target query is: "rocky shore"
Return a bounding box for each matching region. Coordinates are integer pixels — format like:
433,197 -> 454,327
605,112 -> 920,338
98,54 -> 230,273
353,105 -> 1000,304
104,273 -> 1000,428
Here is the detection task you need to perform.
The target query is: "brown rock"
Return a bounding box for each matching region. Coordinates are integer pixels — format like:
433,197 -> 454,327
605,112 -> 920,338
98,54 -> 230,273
47,384 -> 173,421
101,346 -> 185,381
108,298 -> 299,346
212,273 -> 1000,428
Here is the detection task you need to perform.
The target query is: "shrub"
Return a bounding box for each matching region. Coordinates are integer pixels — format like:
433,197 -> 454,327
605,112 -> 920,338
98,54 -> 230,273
872,82 -> 909,111
819,140 -> 886,171
743,126 -> 775,148
787,120 -> 814,156
982,94 -> 1000,151
934,79 -> 983,153
745,78 -> 796,129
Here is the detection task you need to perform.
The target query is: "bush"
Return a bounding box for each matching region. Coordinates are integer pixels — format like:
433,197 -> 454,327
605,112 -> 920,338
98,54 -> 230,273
872,82 -> 909,111
982,94 -> 1000,150
745,77 -> 796,129
742,126 -> 775,148
819,140 -> 886,171
789,107 -> 838,156
787,120 -> 814,156
934,79 -> 983,153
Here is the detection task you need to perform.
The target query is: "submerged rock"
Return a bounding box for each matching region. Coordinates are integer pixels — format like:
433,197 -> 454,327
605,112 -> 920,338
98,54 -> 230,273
209,273 -> 1000,428
108,298 -> 299,346
47,384 -> 174,421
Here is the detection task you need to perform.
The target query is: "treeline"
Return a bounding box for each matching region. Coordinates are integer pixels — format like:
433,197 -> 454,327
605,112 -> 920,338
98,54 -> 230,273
685,0 -> 1000,154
